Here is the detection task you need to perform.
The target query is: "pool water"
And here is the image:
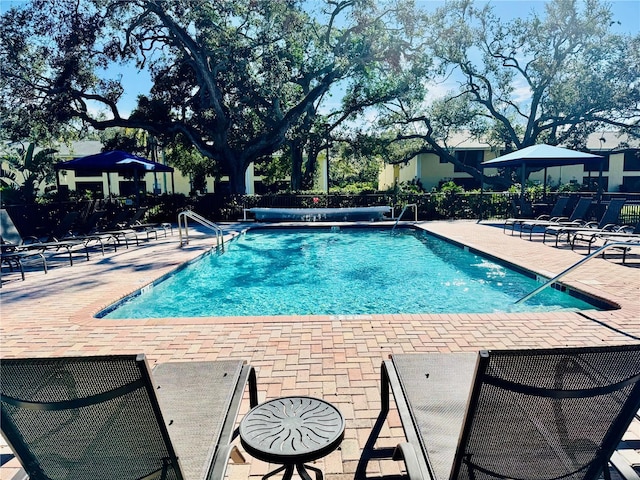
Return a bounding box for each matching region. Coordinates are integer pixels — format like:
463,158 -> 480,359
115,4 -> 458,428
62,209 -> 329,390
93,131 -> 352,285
102,228 -> 601,318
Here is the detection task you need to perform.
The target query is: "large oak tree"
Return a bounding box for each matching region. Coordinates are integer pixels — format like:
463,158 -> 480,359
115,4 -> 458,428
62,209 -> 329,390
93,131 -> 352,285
1,0 -> 422,194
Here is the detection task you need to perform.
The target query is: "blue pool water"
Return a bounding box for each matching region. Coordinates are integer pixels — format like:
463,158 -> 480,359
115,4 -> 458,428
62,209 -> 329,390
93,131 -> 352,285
102,228 -> 602,318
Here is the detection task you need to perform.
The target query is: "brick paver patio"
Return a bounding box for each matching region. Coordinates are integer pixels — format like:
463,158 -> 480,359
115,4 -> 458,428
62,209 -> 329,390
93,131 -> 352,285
1,220 -> 638,479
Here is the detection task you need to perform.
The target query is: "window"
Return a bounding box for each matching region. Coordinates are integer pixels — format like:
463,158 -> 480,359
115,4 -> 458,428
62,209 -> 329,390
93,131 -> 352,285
119,181 -> 146,197
621,176 -> 640,192
454,150 -> 484,172
75,182 -> 104,196
623,150 -> 640,172
582,177 -> 608,191
74,169 -> 102,178
583,155 -> 610,172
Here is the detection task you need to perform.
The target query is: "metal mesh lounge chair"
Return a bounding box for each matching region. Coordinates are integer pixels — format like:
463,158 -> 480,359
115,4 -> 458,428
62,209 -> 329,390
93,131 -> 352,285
0,209 -> 89,266
55,211 -> 120,255
596,223 -> 640,264
543,198 -> 626,247
517,196 -> 593,240
93,209 -> 144,247
503,196 -> 570,236
42,211 -> 80,242
0,354 -> 258,480
364,345 -> 640,480
570,219 -> 639,255
0,249 -> 47,283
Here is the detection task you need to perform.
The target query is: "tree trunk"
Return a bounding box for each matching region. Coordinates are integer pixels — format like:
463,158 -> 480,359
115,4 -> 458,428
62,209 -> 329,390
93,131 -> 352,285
227,157 -> 248,195
290,140 -> 305,191
303,150 -> 317,190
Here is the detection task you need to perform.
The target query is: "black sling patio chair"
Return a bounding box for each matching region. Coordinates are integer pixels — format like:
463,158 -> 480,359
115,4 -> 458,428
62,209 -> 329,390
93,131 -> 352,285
503,196 -> 571,236
362,345 -> 640,480
0,249 -> 47,283
0,354 -> 258,480
517,196 -> 593,240
0,209 -> 90,266
543,199 -> 626,247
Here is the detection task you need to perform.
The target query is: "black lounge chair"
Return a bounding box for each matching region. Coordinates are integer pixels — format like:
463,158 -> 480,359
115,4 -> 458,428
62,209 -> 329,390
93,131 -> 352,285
503,196 -> 570,236
56,211 -> 120,255
0,209 -> 89,266
364,345 -> 640,480
0,249 -> 47,283
0,354 -> 259,480
570,219 -> 639,255
517,196 -> 593,240
94,209 -> 144,247
543,198 -> 626,247
41,211 -> 80,242
597,223 -> 640,264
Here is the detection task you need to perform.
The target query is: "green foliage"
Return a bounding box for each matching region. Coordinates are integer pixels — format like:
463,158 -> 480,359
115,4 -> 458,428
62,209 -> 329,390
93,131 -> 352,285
0,142 -> 58,204
1,0 -> 423,194
557,182 -> 584,193
163,137 -> 218,194
329,144 -> 382,191
255,155 -> 291,190
436,181 -> 465,194
99,128 -> 149,156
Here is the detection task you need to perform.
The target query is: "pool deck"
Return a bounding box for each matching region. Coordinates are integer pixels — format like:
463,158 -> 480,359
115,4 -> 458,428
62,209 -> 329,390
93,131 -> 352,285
1,220 -> 639,479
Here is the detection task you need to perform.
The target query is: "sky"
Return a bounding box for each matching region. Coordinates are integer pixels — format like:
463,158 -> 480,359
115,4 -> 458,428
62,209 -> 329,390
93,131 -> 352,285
1,0 -> 638,116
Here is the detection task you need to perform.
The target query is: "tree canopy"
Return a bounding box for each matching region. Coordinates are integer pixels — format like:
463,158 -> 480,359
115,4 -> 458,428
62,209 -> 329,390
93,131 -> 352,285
0,0 -> 423,194
361,0 -> 640,187
1,0 -> 638,195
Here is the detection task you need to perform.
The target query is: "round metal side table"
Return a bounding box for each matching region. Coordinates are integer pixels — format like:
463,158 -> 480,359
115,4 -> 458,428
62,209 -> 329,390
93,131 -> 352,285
239,396 -> 345,480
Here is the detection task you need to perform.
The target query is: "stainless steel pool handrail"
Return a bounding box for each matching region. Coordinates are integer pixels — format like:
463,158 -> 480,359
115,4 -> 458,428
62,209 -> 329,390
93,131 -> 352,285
178,210 -> 224,247
515,241 -> 640,304
391,203 -> 418,233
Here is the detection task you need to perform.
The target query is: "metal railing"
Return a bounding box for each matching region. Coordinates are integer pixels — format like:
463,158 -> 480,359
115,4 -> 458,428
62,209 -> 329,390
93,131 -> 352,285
391,203 -> 418,233
515,241 -> 640,304
177,210 -> 224,247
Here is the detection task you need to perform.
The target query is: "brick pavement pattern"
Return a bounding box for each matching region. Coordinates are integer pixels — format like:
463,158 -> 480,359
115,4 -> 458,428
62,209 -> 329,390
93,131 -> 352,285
1,220 -> 639,480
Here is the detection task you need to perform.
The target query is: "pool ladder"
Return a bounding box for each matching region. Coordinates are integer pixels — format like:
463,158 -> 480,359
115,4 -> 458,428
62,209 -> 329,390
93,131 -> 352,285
515,241 -> 639,304
178,210 -> 224,248
391,203 -> 418,233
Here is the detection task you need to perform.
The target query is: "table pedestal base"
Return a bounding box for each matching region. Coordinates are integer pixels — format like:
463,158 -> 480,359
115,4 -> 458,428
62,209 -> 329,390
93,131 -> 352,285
263,463 -> 323,480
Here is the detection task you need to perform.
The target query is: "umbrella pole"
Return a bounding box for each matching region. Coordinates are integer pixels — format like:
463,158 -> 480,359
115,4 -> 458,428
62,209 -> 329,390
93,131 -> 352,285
478,167 -> 484,222
597,159 -> 604,205
520,163 -> 526,214
135,170 -> 140,207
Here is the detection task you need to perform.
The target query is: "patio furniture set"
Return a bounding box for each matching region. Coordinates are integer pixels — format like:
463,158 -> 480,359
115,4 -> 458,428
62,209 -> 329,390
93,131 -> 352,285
1,344 -> 640,479
503,197 -> 640,264
0,208 -> 171,283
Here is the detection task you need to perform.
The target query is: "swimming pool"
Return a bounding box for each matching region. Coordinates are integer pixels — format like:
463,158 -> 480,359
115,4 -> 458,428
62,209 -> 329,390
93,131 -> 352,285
100,227 -> 604,319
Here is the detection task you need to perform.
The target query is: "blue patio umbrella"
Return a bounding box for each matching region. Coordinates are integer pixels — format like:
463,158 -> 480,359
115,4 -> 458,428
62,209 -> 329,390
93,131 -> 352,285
479,144 -> 604,219
55,150 -> 174,200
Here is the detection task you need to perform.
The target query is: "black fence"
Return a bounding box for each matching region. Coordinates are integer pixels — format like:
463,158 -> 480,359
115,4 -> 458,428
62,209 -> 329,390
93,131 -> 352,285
4,192 -> 640,238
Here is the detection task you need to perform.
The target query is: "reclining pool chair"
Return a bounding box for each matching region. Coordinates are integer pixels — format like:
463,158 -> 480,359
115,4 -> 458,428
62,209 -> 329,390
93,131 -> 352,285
503,196 -> 570,236
597,223 -> 640,264
0,354 -> 258,480
569,218 -> 639,255
0,209 -> 89,266
517,196 -> 593,240
364,345 -> 640,480
0,249 -> 47,283
543,198 -> 626,247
